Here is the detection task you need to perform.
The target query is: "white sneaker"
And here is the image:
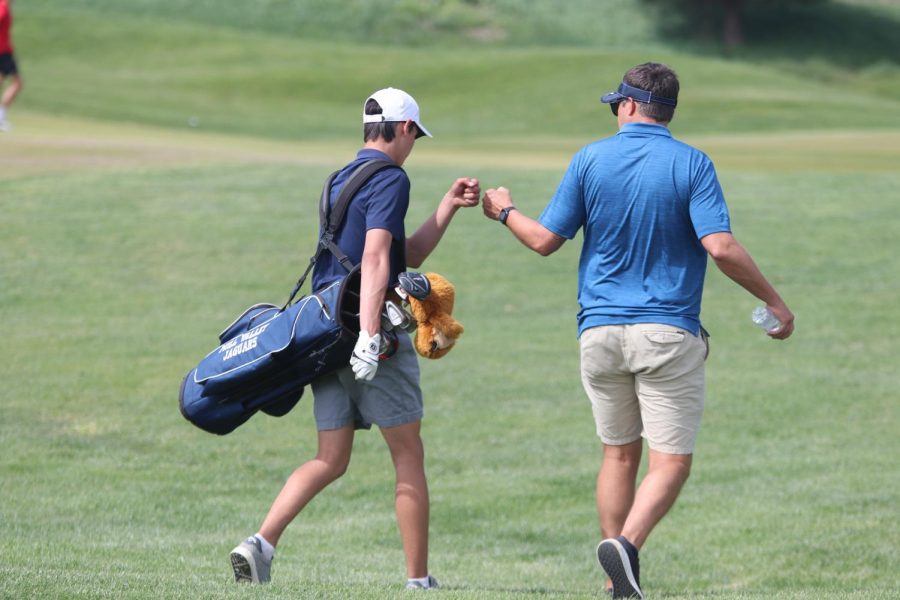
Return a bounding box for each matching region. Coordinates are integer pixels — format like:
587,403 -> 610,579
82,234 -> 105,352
229,536 -> 272,583
0,119 -> 11,132
406,575 -> 439,590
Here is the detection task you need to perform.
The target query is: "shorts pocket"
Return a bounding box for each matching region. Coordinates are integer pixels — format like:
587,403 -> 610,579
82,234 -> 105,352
643,331 -> 685,344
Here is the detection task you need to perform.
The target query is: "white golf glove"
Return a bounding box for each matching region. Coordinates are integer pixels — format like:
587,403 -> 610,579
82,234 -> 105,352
350,330 -> 381,381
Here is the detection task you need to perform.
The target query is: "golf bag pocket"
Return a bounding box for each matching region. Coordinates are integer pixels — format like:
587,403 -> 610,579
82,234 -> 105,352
179,268 -> 362,435
195,291 -> 340,395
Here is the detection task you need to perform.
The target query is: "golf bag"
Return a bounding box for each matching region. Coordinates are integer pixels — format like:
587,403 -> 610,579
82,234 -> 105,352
179,158 -> 398,435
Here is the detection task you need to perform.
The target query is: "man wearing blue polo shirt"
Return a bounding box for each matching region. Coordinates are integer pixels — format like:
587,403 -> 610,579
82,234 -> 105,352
230,87 -> 480,590
482,63 -> 794,598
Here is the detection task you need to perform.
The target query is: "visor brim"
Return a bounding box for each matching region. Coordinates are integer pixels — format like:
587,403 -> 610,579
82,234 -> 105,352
601,92 -> 627,104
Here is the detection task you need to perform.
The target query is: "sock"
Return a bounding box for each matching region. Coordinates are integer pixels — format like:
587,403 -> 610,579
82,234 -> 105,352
254,533 -> 275,561
0,107 -> 6,121
407,576 -> 433,588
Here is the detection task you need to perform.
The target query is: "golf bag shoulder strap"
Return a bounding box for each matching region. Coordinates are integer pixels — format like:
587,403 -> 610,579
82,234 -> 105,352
318,169 -> 341,229
283,158 -> 399,308
318,158 -> 398,270
320,159 -> 398,233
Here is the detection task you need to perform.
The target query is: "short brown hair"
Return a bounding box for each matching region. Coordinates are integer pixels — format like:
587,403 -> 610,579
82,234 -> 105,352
363,98 -> 400,142
623,62 -> 679,123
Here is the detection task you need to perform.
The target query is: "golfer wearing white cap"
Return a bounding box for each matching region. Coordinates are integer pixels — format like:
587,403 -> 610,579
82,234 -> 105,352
229,87 -> 479,590
363,87 -> 433,139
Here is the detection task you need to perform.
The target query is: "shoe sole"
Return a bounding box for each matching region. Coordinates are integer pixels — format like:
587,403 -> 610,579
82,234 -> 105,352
597,539 -> 643,599
230,547 -> 258,583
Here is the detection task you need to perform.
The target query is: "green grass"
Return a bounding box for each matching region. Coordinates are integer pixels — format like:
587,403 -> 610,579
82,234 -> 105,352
16,0 -> 669,48
12,4 -> 900,143
1,126 -> 898,598
1,2 -> 899,599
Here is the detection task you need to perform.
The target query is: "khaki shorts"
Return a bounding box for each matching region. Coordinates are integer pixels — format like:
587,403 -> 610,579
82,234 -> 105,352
579,324 -> 708,455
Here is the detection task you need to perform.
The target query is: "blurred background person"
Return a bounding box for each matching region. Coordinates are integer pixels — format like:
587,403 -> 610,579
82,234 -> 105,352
0,0 -> 22,131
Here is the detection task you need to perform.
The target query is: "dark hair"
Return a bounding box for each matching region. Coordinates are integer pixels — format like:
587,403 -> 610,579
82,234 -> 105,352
623,62 -> 679,123
363,98 -> 400,142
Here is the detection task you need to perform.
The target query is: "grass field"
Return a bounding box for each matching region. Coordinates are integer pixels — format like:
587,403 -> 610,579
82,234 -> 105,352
1,2 -> 899,599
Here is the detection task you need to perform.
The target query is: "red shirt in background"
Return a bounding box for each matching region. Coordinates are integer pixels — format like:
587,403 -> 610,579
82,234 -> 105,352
0,1 -> 13,55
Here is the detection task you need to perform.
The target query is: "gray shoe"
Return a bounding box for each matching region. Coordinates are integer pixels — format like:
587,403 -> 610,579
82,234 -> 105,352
405,575 -> 439,590
230,536 -> 272,583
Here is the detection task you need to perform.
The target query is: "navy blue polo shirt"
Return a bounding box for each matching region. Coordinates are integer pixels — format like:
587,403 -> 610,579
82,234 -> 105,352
312,149 -> 408,290
538,123 -> 731,336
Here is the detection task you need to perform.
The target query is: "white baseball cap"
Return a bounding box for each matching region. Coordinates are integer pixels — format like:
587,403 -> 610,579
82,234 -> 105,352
363,87 -> 432,138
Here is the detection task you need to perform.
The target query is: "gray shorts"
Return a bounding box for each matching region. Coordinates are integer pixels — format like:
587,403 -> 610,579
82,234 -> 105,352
311,332 -> 423,431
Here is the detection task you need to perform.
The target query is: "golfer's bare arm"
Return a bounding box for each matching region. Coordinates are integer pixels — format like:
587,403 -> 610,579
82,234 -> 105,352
503,210 -> 566,256
482,186 -> 565,256
406,177 -> 480,267
406,199 -> 459,268
359,228 -> 392,335
701,231 -> 795,339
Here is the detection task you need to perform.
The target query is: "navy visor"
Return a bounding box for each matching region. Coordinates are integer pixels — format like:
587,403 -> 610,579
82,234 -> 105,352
600,82 -> 677,107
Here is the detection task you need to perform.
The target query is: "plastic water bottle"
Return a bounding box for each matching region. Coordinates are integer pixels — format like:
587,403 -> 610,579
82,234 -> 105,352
751,306 -> 781,332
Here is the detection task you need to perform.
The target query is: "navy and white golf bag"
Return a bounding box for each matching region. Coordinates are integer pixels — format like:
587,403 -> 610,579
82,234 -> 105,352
178,158 -> 398,435
178,268 -> 361,435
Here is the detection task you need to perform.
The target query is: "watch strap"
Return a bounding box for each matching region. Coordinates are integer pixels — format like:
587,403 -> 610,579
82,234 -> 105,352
499,206 -> 517,225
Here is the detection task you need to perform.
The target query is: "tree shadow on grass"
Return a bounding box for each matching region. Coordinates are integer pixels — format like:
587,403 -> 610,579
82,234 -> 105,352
640,0 -> 900,69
